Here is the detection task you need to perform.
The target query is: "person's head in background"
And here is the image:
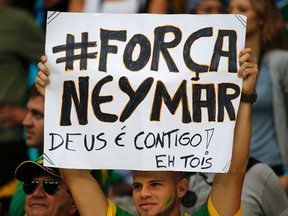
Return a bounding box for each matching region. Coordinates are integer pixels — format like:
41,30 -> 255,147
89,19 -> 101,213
15,155 -> 77,216
187,0 -> 227,14
43,0 -> 68,10
228,0 -> 286,56
23,85 -> 45,154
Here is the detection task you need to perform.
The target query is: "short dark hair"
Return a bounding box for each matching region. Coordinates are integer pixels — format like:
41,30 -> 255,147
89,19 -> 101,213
27,84 -> 42,98
174,171 -> 192,181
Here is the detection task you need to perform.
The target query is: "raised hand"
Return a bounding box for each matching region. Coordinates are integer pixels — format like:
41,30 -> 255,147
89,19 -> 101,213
35,55 -> 50,96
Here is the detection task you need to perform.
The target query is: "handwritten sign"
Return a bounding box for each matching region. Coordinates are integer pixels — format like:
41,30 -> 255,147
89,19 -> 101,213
44,12 -> 246,172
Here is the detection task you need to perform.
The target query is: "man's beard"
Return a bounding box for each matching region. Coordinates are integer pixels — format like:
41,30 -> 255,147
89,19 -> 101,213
136,196 -> 178,216
155,196 -> 178,216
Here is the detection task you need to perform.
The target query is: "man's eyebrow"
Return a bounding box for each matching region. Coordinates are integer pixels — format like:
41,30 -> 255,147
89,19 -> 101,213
148,179 -> 162,183
132,181 -> 142,184
30,109 -> 44,115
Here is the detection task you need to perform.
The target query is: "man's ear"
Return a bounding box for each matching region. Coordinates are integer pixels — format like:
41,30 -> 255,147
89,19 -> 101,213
177,178 -> 189,198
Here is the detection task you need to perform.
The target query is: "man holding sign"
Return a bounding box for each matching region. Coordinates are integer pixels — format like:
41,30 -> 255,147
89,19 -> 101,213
40,12 -> 249,172
35,47 -> 258,215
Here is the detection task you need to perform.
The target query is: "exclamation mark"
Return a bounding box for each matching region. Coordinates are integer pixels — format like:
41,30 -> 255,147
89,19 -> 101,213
205,128 -> 214,155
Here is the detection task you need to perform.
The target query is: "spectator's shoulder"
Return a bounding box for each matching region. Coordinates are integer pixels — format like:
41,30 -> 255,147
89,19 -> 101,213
1,6 -> 35,23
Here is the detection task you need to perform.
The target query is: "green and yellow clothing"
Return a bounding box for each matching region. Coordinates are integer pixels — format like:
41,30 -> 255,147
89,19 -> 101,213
106,195 -> 242,216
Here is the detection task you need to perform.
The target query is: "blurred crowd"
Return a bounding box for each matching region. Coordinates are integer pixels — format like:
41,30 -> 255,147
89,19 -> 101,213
0,0 -> 288,215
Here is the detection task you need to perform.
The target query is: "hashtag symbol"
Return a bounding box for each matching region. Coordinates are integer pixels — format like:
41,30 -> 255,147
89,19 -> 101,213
53,32 -> 97,71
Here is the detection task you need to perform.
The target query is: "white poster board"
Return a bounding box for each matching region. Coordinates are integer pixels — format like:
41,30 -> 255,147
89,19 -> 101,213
44,12 -> 246,172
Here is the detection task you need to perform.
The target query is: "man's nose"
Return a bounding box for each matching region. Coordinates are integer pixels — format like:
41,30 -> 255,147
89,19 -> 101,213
23,113 -> 32,126
31,183 -> 46,197
140,185 -> 152,197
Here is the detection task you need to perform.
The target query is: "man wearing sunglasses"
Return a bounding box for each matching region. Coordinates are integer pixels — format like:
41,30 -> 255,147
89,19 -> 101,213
10,85 -> 113,216
14,155 -> 77,216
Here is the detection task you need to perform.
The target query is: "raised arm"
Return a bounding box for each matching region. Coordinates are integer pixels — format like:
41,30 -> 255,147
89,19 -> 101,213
211,48 -> 258,215
59,169 -> 108,216
36,57 -> 110,216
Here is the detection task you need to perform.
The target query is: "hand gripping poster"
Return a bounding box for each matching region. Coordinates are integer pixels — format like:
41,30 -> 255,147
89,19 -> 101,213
44,12 -> 246,172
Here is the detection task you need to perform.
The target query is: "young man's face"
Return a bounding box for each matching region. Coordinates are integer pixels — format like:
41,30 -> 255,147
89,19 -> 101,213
25,175 -> 76,216
132,171 -> 187,216
23,95 -> 45,151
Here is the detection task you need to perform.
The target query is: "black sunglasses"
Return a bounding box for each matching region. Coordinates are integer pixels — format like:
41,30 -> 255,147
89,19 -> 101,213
23,179 -> 61,195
